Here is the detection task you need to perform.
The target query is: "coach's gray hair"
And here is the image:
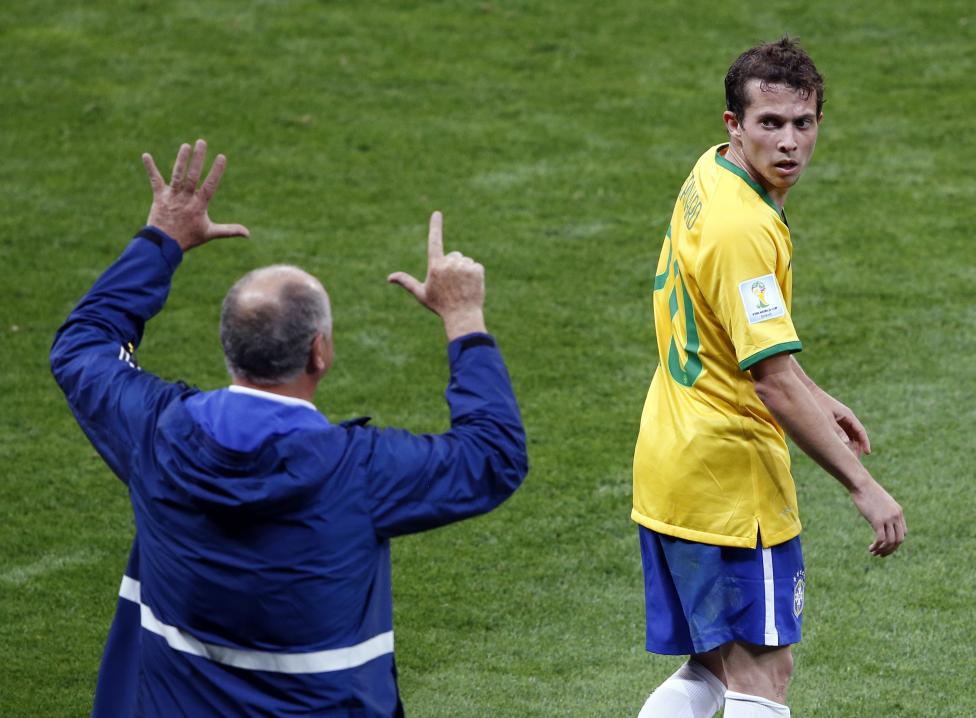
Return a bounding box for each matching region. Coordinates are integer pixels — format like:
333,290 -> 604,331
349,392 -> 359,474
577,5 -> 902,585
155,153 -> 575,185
220,265 -> 332,386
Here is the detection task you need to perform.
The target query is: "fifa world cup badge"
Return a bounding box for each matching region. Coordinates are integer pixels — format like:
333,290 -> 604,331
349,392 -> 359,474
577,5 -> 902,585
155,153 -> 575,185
738,274 -> 785,324
793,570 -> 806,618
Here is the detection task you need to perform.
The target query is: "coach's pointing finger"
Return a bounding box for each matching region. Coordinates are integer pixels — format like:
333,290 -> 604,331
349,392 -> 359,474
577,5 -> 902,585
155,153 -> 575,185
389,211 -> 487,341
428,211 -> 444,261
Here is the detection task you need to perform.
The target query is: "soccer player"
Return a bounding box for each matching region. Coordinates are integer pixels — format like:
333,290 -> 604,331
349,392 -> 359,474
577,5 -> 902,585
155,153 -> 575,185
51,140 -> 528,716
631,38 -> 906,718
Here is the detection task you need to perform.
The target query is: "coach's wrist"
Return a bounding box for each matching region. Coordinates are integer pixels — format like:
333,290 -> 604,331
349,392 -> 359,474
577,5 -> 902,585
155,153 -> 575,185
442,308 -> 486,341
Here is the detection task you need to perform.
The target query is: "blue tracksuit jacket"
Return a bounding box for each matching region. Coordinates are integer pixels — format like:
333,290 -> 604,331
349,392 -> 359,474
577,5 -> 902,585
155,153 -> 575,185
50,227 -> 528,717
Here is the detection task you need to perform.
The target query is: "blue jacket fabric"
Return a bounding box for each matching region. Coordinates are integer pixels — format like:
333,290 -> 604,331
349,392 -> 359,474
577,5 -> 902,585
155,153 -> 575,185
50,228 -> 528,717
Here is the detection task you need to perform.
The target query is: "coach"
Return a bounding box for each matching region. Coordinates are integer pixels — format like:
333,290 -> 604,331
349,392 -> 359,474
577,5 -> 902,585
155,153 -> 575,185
50,140 -> 528,717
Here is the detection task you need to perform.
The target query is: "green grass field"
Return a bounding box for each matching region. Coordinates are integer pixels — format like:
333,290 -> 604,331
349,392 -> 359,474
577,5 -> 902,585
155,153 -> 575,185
2,1 -> 974,715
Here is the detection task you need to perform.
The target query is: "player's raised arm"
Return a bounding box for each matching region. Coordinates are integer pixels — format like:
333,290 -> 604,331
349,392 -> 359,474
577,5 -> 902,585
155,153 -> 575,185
142,139 -> 250,252
387,211 -> 487,340
751,353 -> 906,556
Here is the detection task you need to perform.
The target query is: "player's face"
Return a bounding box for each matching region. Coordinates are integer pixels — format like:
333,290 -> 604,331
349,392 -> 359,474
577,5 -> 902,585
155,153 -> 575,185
724,80 -> 822,205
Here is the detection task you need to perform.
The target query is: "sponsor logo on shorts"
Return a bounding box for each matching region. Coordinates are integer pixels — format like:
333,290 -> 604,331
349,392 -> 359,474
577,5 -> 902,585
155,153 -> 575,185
793,570 -> 806,618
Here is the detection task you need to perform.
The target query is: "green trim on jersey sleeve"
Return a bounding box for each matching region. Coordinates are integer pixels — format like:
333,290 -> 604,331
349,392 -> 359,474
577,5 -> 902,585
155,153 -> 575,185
714,149 -> 785,222
739,340 -> 803,370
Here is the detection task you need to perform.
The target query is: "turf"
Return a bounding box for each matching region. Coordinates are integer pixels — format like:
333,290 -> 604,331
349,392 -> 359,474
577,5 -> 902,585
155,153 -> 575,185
1,1 -> 974,716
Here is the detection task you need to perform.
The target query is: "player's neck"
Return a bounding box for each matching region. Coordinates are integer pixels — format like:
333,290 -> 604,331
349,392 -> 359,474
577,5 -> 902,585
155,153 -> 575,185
723,144 -> 788,210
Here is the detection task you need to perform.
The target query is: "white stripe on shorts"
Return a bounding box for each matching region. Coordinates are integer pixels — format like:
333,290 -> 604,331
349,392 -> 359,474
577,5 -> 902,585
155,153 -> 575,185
761,548 -> 779,644
118,575 -> 394,674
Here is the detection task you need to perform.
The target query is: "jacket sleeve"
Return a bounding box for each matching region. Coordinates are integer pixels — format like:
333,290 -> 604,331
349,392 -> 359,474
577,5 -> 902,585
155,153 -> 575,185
364,334 -> 529,538
50,227 -> 191,485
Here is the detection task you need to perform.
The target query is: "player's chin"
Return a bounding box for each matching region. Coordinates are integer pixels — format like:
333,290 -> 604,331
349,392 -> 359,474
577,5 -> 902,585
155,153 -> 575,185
765,173 -> 801,192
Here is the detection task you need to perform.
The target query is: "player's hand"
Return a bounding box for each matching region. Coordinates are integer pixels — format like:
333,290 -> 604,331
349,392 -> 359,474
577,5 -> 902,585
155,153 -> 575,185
850,479 -> 906,557
818,394 -> 871,457
143,139 -> 250,252
387,211 -> 487,340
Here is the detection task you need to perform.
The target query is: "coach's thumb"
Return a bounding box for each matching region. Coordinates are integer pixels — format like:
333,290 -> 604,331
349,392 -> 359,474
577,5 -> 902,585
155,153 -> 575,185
209,223 -> 251,239
387,272 -> 425,301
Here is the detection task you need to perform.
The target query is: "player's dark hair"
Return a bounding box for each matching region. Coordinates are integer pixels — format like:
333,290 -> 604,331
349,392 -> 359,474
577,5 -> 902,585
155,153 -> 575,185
220,266 -> 331,386
725,37 -> 824,119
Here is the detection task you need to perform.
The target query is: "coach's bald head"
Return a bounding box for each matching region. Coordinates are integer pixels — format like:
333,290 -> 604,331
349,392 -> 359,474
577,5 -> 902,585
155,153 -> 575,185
220,265 -> 333,389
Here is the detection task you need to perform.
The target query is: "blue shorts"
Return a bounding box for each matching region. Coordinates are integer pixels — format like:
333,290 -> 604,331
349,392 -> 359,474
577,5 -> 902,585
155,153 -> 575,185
639,526 -> 805,655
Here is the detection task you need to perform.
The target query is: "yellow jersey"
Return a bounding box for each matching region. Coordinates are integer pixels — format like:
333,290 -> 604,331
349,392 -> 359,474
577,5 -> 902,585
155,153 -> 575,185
632,144 -> 803,548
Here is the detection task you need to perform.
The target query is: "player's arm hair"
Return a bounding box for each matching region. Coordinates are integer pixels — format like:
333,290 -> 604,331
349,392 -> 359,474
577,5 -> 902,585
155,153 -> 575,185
751,353 -> 869,492
789,356 -> 817,389
752,353 -> 905,556
788,355 -> 871,455
789,356 -> 837,400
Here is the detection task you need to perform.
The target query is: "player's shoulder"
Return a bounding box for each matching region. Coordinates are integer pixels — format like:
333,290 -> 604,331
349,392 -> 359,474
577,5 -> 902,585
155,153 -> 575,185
691,143 -> 728,172
683,143 -> 727,191
703,168 -> 784,246
700,197 -> 778,249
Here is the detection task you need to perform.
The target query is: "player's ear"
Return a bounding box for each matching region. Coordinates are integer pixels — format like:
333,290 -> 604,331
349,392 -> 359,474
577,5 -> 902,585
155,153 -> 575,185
723,110 -> 742,138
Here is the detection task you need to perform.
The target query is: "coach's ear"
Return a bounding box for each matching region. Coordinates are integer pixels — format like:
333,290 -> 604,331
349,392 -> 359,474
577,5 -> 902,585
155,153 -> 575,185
307,333 -> 333,378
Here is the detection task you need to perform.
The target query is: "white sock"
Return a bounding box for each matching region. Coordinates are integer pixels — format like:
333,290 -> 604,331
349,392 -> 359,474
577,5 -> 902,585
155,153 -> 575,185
724,690 -> 790,717
637,660 -> 725,718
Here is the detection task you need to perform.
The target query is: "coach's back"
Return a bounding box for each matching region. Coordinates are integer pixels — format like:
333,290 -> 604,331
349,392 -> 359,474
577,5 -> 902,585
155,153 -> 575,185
51,141 -> 527,718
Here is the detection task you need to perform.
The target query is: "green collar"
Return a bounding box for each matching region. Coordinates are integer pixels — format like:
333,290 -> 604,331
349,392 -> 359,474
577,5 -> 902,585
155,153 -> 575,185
714,145 -> 787,223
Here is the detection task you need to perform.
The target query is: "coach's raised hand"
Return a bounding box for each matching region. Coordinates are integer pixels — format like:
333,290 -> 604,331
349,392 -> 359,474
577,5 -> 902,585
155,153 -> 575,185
142,139 -> 250,252
388,211 -> 487,340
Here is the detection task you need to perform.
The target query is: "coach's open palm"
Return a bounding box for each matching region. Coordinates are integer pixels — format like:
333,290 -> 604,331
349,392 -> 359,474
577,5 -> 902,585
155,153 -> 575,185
143,139 -> 249,252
